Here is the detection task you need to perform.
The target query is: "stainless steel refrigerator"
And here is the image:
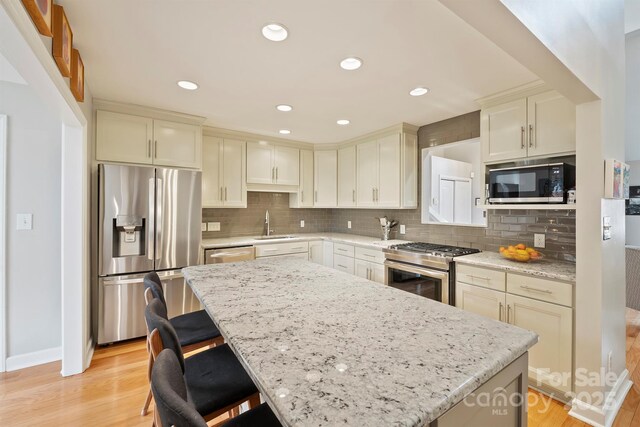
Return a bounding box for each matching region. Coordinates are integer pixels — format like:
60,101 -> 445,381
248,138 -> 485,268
97,164 -> 202,344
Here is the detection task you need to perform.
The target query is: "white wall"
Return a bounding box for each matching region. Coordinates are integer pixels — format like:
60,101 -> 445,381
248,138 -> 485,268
626,31 -> 640,162
0,81 -> 62,361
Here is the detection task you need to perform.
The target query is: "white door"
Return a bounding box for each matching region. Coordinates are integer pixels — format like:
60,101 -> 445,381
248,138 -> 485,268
222,139 -> 246,207
309,241 -> 324,264
299,150 -> 314,207
527,91 -> 576,158
377,134 -> 401,207
455,283 -> 505,321
247,142 -> 274,184
506,294 -> 573,394
439,179 -> 455,223
338,146 -> 357,207
201,136 -> 222,207
356,140 -> 378,207
482,98 -> 527,163
96,110 -> 153,164
274,146 -> 299,185
453,180 -> 472,224
153,120 -> 202,169
314,150 -> 337,207
354,259 -> 370,280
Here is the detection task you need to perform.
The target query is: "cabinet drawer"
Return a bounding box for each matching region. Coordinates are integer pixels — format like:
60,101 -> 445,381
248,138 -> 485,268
268,252 -> 309,261
333,254 -> 355,274
355,247 -> 385,264
255,242 -> 309,257
334,243 -> 355,257
507,273 -> 573,307
456,264 -> 506,292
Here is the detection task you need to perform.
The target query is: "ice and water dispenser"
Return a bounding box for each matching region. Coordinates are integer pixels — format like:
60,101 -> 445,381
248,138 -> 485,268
112,215 -> 146,257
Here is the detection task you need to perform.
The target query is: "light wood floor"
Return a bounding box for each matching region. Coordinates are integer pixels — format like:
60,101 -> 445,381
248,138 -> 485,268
3,309 -> 640,426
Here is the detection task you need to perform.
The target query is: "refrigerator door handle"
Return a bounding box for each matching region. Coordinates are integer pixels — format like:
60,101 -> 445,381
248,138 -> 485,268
147,177 -> 155,261
155,177 -> 163,261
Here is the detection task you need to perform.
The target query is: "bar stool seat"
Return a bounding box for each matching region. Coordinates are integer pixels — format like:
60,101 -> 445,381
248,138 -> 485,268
224,402 -> 282,427
171,309 -> 220,348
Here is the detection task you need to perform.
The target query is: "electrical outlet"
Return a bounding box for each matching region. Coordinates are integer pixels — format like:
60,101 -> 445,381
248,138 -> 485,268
300,220 -> 305,228
201,223 -> 207,232
534,233 -> 545,248
347,221 -> 352,229
207,222 -> 221,232
16,213 -> 33,230
400,224 -> 406,235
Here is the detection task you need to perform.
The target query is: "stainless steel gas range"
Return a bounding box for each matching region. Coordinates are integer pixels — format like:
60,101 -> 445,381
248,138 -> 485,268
382,242 -> 480,306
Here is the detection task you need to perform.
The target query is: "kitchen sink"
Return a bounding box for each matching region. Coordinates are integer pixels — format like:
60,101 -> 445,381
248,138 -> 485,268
254,235 -> 298,240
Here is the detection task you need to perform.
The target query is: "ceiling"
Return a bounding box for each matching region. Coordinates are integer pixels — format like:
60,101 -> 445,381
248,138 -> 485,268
58,0 -> 537,143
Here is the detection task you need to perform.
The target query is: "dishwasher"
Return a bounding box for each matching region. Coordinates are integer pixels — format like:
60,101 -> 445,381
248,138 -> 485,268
204,246 -> 256,264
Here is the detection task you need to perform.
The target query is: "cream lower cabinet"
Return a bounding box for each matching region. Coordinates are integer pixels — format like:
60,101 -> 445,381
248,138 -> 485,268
354,259 -> 385,283
456,264 -> 574,396
309,241 -> 324,264
202,136 -> 246,207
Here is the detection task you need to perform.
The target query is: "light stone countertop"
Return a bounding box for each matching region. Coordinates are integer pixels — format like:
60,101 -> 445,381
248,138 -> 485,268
455,251 -> 576,283
201,232 -> 408,250
183,257 -> 538,427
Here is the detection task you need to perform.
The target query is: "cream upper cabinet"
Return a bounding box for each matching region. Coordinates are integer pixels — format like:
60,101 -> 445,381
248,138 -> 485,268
314,150 -> 337,207
338,146 -> 357,207
96,111 -> 153,165
456,282 -> 504,322
356,134 -> 403,208
290,150 -> 314,208
482,90 -> 575,163
246,142 -> 299,186
357,140 -> 379,207
153,120 -> 202,169
526,91 -> 576,158
202,136 -> 246,208
506,293 -> 573,394
96,110 -> 202,169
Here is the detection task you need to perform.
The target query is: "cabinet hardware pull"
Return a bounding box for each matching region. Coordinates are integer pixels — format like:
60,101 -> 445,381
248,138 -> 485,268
468,274 -> 491,281
520,285 -> 552,294
220,187 -> 223,200
337,264 -> 347,269
272,167 -> 275,182
372,188 -> 375,202
301,191 -> 304,203
520,126 -> 525,149
292,247 -> 305,250
529,124 -> 534,148
376,188 -> 379,202
367,268 -> 371,280
154,140 -> 158,157
276,167 -> 279,181
225,187 -> 228,201
353,189 -> 355,202
315,191 -> 318,202
148,140 -> 151,158
498,302 -> 504,321
364,254 -> 375,258
507,304 -> 512,323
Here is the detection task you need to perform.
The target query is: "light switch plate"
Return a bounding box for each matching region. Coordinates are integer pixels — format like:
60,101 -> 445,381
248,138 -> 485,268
400,224 -> 406,235
347,221 -> 352,229
300,220 -> 305,228
208,222 -> 221,232
201,223 -> 207,232
16,213 -> 32,230
603,216 -> 612,241
534,233 -> 545,248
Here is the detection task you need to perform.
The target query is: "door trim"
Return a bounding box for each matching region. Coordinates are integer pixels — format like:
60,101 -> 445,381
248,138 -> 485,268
0,115 -> 6,372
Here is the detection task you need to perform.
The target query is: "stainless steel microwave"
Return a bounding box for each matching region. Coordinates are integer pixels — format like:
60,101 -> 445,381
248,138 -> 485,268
488,163 -> 575,204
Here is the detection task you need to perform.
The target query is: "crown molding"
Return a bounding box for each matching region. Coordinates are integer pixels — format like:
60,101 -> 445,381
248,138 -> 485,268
94,99 -> 207,126
202,126 -> 314,149
475,80 -> 550,107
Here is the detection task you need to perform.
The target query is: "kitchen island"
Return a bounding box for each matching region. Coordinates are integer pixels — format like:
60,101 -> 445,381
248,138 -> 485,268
183,258 -> 538,427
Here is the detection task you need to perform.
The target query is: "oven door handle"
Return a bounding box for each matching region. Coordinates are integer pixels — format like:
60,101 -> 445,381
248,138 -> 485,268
384,260 -> 448,280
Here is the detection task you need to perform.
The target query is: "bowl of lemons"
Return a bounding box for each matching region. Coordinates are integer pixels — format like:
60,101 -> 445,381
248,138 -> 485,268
499,244 -> 543,262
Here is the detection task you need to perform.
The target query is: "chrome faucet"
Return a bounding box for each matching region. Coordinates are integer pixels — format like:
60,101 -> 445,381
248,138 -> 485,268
264,210 -> 274,236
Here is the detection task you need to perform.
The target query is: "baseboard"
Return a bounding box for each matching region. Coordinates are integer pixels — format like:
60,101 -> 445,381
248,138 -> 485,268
569,369 -> 632,427
84,338 -> 94,370
6,346 -> 61,372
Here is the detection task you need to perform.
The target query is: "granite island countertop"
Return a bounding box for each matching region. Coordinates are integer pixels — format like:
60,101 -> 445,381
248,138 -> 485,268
183,257 -> 538,427
455,251 -> 576,283
201,232 -> 408,250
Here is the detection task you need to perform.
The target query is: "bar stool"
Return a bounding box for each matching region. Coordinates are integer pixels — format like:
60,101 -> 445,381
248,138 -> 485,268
145,299 -> 261,425
151,348 -> 282,427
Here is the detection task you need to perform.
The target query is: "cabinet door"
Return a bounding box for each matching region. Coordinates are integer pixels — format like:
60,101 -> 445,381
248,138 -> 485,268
338,146 -> 357,207
96,110 -> 153,164
202,136 -> 222,207
322,241 -> 334,268
222,139 -> 246,207
247,142 -> 274,184
309,241 -> 324,264
527,91 -> 576,158
371,263 -> 385,284
334,254 -> 354,275
506,293 -> 573,394
274,146 -> 299,185
455,282 -> 505,321
357,141 -> 378,207
377,134 -> 401,207
482,99 -> 527,163
314,150 -> 337,207
354,259 -> 370,280
299,150 -> 314,207
153,120 -> 202,169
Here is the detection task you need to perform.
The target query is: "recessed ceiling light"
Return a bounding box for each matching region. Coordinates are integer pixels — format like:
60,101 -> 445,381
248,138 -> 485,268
177,80 -> 198,90
279,129 -> 291,135
262,23 -> 288,42
337,119 -> 350,125
340,57 -> 362,71
276,104 -> 293,112
409,87 -> 429,96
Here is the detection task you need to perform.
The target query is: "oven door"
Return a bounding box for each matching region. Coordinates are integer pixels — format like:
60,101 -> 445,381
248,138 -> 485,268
384,260 -> 449,305
489,165 -> 550,203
